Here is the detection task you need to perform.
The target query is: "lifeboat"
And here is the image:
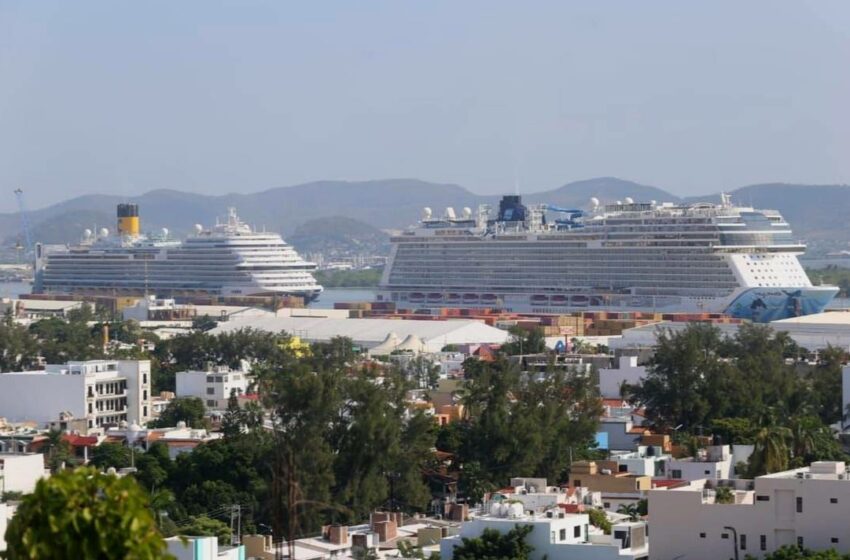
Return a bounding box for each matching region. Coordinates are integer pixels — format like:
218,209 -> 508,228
531,295 -> 549,304
427,292 -> 443,302
481,294 -> 498,303
551,295 -> 568,306
462,293 -> 479,303
446,293 -> 462,303
409,292 -> 425,302
570,295 -> 589,306
589,295 -> 604,307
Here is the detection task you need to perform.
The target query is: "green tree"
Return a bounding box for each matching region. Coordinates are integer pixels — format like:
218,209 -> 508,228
2,467 -> 169,559
617,503 -> 640,521
177,515 -> 231,545
749,545 -> 850,559
587,508 -> 611,534
89,442 -> 133,470
451,525 -> 535,560
714,486 -> 734,504
150,397 -> 209,429
40,429 -> 73,473
749,411 -> 792,475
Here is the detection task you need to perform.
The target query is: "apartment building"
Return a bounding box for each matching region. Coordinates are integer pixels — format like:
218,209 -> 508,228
440,503 -> 648,560
650,461 -> 850,559
176,364 -> 250,410
0,360 -> 151,428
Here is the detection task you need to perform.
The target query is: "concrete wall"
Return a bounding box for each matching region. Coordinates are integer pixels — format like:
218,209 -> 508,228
598,356 -> 647,398
0,453 -> 46,494
119,360 -> 151,424
0,502 -> 7,554
598,419 -> 642,452
0,374 -> 86,422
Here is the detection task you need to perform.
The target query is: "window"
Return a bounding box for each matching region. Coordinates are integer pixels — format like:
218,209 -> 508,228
831,498 -> 838,504
603,502 -> 610,509
574,526 -> 581,538
798,537 -> 804,548
721,533 -> 729,539
760,535 -> 766,551
573,479 -> 581,488
619,464 -> 628,472
143,406 -> 148,417
207,399 -> 216,407
832,538 -> 839,544
699,533 -> 706,538
671,469 -> 682,479
207,387 -> 215,395
740,534 -> 746,550
796,497 -> 803,513
559,529 -> 566,541
756,495 -> 770,502
704,470 -> 710,475
143,374 -> 148,384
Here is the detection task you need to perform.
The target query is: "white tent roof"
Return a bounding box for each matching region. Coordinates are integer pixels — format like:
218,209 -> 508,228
367,332 -> 401,356
395,334 -> 426,353
211,316 -> 510,352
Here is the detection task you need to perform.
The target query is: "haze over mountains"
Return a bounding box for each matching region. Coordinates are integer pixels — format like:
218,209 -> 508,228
3,178 -> 848,256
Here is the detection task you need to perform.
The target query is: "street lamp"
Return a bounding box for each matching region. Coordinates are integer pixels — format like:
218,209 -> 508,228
723,526 -> 739,560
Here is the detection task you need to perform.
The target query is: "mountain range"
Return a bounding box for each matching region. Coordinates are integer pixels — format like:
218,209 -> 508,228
3,177 -> 848,256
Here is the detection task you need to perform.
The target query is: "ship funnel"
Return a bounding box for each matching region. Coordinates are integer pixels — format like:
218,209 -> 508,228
117,203 -> 140,236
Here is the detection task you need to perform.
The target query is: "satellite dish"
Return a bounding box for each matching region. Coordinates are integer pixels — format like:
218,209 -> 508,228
445,207 -> 456,220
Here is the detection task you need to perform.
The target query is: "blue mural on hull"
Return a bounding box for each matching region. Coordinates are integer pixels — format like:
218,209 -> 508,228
725,287 -> 837,322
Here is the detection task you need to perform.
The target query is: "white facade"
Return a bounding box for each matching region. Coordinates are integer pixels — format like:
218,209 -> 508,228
650,461 -> 850,559
166,536 -> 244,560
664,445 -> 734,482
0,502 -> 7,554
440,507 -> 648,560
0,453 -> 47,494
0,360 -> 151,428
176,365 -> 251,410
598,357 -> 647,399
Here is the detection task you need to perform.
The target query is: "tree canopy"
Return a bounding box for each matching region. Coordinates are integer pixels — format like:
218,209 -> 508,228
2,467 -> 168,559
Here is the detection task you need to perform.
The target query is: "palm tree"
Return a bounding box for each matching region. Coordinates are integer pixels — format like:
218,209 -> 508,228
751,424 -> 791,475
617,503 -> 640,521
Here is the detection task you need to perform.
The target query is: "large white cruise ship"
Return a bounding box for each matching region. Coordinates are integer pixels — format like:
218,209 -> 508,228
378,194 -> 836,322
34,204 -> 323,300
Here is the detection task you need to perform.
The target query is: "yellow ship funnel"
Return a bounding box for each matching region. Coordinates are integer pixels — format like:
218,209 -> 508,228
117,203 -> 140,236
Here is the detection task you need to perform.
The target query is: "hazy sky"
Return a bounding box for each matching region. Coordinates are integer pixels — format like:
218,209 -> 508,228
1,1 -> 849,211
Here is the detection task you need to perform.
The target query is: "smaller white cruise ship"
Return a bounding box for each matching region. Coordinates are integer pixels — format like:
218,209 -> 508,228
34,204 -> 323,300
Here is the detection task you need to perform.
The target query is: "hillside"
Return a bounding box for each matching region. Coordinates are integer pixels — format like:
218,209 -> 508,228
2,178 -> 848,256
287,216 -> 390,258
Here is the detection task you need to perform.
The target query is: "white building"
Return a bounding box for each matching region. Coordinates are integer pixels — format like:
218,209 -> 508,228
440,504 -> 648,560
598,356 -> 647,399
0,453 -> 47,494
650,461 -> 850,559
166,536 -> 244,560
490,477 -> 602,512
663,445 -> 734,482
211,316 -> 510,353
0,502 -> 8,554
0,360 -> 151,428
176,364 -> 251,410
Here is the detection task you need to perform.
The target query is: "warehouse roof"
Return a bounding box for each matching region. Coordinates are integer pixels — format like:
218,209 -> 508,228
211,316 -> 509,351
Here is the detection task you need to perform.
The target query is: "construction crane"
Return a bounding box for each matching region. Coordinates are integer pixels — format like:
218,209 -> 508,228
13,188 -> 32,255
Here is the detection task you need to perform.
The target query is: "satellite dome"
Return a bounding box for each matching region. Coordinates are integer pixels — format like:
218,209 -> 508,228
422,207 -> 432,220
83,228 -> 93,239
590,197 -> 600,208
161,227 -> 169,237
462,206 -> 472,218
99,228 -> 109,238
194,224 -> 203,234
624,197 -> 634,204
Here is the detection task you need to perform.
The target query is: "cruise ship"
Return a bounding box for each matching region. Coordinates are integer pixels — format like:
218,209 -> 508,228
378,195 -> 837,322
34,204 -> 323,300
